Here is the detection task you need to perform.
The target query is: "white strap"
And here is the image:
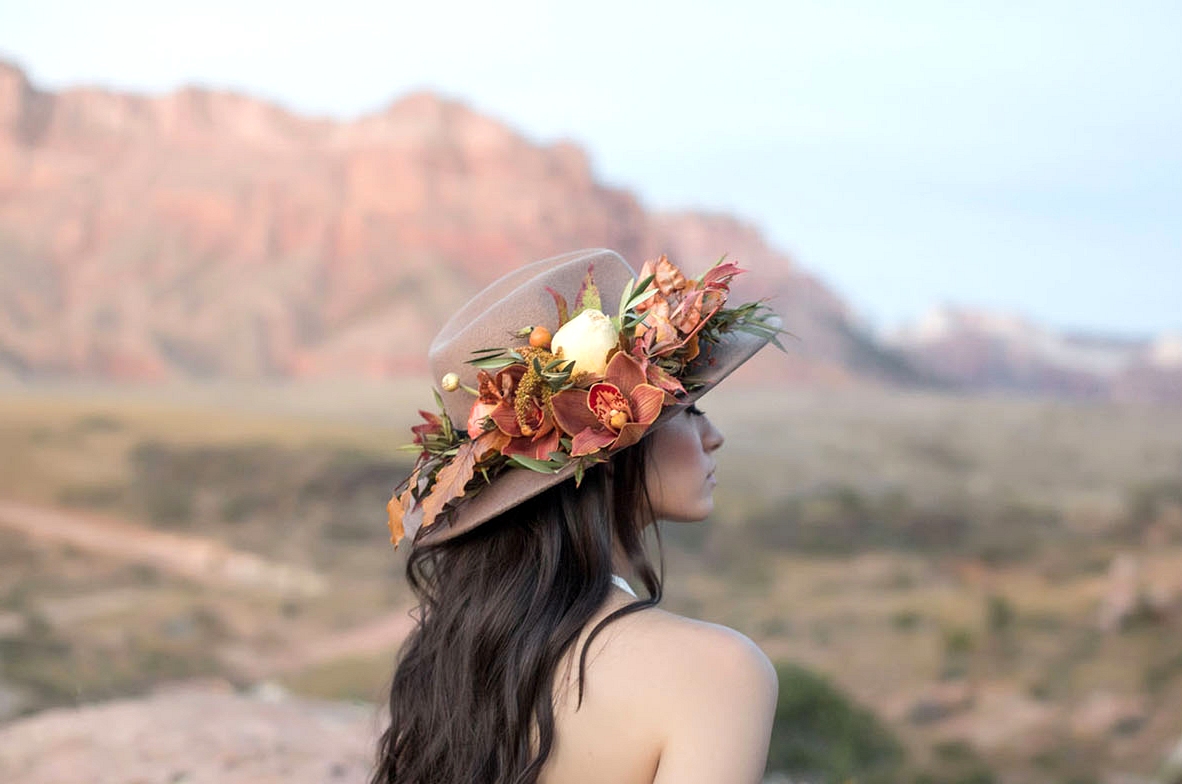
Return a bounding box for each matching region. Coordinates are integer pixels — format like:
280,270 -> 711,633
610,573 -> 638,598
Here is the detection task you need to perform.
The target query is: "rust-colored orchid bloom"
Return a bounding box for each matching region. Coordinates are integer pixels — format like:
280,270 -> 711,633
551,351 -> 666,457
471,365 -> 561,461
630,353 -> 687,398
633,255 -> 743,358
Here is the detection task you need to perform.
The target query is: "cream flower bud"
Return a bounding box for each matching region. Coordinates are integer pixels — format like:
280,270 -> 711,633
550,309 -> 618,377
440,372 -> 460,392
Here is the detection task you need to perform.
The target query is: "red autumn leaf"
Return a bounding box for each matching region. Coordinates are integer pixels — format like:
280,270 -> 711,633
545,286 -> 570,328
411,410 -> 443,445
572,262 -> 601,316
699,260 -> 743,290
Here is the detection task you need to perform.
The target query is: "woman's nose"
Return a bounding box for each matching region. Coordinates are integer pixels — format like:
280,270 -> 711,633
702,418 -> 725,452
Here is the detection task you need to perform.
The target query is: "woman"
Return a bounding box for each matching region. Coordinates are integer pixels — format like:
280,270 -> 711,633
374,249 -> 783,784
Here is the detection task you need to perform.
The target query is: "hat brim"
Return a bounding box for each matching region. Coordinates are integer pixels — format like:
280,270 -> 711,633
413,317 -> 780,547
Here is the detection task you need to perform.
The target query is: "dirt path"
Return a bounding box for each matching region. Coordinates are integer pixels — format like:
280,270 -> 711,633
0,499 -> 325,597
0,497 -> 417,680
215,607 -> 417,681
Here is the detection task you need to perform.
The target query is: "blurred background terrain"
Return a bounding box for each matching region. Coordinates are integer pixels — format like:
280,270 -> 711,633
1,2 -> 1181,782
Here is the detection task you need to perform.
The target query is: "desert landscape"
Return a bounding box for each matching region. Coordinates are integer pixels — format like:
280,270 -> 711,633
1,381 -> 1181,783
2,58 -> 1181,783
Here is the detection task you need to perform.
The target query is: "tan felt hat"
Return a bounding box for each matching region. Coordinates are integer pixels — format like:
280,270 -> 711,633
400,248 -> 780,547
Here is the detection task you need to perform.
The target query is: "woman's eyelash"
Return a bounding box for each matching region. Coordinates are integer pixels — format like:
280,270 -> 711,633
686,405 -> 705,417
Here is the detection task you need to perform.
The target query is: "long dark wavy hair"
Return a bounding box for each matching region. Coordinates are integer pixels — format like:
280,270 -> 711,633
370,437 -> 663,784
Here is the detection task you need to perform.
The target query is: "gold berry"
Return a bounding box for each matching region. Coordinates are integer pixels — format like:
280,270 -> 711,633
529,325 -> 552,349
440,372 -> 460,392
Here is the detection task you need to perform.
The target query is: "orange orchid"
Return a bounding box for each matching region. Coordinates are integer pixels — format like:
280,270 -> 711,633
550,351 -> 665,457
471,366 -> 561,461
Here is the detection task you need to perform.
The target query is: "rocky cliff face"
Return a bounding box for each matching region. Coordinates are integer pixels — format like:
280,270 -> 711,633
0,61 -> 913,387
3,61 -> 1173,403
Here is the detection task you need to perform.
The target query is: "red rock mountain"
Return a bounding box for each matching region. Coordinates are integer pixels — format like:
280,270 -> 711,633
0,60 -> 918,386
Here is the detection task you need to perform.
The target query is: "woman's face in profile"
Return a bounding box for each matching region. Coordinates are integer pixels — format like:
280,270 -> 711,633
643,405 -> 725,523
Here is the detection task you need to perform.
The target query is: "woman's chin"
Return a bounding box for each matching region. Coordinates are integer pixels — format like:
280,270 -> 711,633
658,502 -> 714,524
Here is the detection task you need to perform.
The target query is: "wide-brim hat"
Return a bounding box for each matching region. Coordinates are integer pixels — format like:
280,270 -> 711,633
402,248 -> 780,547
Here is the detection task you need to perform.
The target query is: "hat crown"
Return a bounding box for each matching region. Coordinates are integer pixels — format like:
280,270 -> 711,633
429,249 -> 635,426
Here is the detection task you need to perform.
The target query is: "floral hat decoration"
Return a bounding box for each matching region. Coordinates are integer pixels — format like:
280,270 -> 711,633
387,248 -> 784,549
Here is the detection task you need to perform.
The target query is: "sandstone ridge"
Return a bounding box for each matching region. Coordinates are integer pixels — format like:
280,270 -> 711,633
0,60 -> 890,386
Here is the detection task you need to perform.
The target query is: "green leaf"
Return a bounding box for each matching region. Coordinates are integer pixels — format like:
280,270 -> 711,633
627,286 -> 659,309
507,454 -> 562,473
467,355 -> 518,369
617,278 -> 635,321
633,273 -> 655,297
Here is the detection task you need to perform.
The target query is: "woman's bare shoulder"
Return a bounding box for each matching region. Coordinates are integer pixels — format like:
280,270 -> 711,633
596,606 -> 778,782
584,602 -> 776,706
625,607 -> 777,692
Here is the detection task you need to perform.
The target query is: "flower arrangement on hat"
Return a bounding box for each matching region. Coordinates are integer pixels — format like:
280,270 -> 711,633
386,254 -> 783,549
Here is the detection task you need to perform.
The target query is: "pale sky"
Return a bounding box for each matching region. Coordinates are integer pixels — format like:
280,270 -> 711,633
3,0 -> 1179,336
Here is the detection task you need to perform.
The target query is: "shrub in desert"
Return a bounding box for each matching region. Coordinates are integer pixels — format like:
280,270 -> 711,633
766,661 -> 905,782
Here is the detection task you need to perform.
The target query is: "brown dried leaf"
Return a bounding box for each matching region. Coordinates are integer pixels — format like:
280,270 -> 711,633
418,433 -> 494,532
386,466 -> 420,550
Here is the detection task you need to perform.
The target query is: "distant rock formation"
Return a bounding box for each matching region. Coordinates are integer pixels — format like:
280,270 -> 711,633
0,60 -> 915,387
1,60 -> 1173,402
885,306 -> 1181,404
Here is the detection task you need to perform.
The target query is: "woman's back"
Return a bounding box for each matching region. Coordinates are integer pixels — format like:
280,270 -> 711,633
540,585 -> 778,784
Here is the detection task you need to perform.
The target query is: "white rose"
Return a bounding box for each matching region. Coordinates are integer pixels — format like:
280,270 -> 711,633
550,309 -> 618,376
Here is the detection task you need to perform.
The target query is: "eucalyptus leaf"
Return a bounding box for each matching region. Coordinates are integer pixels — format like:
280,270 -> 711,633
627,287 -> 659,309
507,454 -> 562,473
468,355 -> 517,369
617,279 -> 635,321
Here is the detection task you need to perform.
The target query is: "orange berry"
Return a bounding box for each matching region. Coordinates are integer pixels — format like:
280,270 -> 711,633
529,325 -> 552,349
